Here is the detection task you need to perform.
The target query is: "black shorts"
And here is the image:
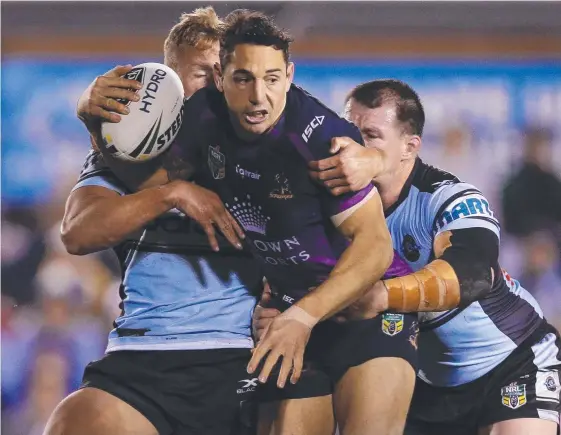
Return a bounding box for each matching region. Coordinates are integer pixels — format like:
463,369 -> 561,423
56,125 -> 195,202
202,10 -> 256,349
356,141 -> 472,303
405,323 -> 561,435
81,348 -> 257,435
258,296 -> 419,401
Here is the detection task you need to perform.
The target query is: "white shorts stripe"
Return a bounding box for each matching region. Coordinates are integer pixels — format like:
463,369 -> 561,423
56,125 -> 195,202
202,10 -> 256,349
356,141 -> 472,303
537,408 -> 560,423
531,333 -> 561,370
532,333 -> 561,421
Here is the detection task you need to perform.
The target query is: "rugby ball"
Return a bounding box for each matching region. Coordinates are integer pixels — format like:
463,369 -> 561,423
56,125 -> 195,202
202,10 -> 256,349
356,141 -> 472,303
101,62 -> 184,162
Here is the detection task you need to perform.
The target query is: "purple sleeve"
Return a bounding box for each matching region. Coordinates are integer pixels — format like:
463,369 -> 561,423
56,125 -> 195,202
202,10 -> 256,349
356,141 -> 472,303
288,102 -> 376,218
383,251 -> 414,279
322,184 -> 376,217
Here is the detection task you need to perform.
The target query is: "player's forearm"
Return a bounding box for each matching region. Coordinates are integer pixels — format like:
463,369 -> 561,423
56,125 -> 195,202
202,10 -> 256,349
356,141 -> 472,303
383,259 -> 461,312
296,231 -> 393,322
383,256 -> 494,313
381,228 -> 497,313
61,184 -> 175,255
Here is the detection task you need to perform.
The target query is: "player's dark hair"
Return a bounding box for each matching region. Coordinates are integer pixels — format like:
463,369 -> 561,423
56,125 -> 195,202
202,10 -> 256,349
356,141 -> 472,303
220,9 -> 293,68
347,79 -> 425,136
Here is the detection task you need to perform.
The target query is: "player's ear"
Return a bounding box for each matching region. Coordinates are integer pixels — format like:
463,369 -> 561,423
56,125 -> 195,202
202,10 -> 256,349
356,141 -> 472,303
403,134 -> 421,159
213,62 -> 224,92
285,62 -> 295,91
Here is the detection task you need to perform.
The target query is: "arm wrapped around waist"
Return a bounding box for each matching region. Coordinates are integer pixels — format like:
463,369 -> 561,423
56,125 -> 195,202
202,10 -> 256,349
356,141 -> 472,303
385,228 -> 497,312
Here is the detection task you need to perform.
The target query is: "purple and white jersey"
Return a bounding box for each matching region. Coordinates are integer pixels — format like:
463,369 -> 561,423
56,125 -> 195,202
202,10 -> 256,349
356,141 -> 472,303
176,84 -> 377,302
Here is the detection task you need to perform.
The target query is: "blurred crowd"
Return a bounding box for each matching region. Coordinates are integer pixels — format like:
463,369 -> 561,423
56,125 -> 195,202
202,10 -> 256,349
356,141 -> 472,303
1,205 -> 121,435
2,120 -> 561,434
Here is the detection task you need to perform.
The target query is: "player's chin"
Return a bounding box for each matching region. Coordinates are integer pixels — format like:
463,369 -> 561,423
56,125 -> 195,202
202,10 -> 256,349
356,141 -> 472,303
242,120 -> 271,135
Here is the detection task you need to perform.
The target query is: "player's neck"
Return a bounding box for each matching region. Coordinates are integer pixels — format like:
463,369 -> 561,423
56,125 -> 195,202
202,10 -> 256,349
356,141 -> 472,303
376,158 -> 416,211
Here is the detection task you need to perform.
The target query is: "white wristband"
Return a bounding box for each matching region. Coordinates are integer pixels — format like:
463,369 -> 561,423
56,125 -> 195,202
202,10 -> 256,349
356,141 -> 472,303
282,305 -> 319,329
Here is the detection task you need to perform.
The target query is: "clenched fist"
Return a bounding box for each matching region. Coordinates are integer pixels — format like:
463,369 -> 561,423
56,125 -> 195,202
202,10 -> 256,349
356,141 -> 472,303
308,137 -> 385,196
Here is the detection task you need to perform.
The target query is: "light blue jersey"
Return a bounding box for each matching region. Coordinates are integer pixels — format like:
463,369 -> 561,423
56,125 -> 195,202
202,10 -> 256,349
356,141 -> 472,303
72,151 -> 261,352
387,158 -> 548,387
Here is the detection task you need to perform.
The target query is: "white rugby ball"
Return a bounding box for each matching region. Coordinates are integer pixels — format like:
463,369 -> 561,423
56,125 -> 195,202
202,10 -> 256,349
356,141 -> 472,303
101,62 -> 184,162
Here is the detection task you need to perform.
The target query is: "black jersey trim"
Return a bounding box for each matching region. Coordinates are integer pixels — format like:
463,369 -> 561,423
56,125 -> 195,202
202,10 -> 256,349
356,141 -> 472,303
77,168 -> 113,183
77,170 -> 132,194
431,189 -> 482,232
112,240 -> 137,329
413,159 -> 460,194
133,242 -> 254,258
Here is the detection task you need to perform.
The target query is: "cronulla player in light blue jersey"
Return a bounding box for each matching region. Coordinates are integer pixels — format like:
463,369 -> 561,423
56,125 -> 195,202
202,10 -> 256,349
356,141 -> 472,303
45,8 -> 262,435
73,150 -> 258,353
306,79 -> 561,435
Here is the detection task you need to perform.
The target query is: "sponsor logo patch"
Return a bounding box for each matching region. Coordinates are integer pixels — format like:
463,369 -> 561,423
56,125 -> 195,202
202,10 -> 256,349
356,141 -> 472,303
237,378 -> 259,394
269,173 -> 293,199
402,234 -> 420,262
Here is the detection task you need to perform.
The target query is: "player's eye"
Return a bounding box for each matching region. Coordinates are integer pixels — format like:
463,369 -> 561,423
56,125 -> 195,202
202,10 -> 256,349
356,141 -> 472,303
234,77 -> 250,84
266,77 -> 280,85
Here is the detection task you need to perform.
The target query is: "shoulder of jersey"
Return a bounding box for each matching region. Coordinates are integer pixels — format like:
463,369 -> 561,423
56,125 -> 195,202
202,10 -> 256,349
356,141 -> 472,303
77,150 -> 110,182
413,159 -> 462,194
288,84 -> 361,137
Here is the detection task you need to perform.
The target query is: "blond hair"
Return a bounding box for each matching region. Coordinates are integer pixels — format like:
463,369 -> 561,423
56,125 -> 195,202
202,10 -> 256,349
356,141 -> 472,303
163,7 -> 223,69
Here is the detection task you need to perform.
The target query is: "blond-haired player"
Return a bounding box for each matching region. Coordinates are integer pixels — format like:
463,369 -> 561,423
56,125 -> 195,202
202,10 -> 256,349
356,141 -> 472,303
45,8 -> 262,435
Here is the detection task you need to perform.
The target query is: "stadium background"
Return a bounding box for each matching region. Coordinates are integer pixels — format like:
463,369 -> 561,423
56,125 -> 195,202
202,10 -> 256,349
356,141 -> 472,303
2,1 -> 561,433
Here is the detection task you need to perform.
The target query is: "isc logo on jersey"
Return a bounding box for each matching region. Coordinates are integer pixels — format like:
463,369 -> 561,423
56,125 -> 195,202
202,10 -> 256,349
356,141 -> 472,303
302,116 -> 325,143
101,62 -> 184,162
435,193 -> 496,231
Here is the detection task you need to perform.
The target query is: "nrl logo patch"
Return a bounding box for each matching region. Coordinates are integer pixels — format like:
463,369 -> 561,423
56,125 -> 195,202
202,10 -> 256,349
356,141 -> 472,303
208,145 -> 226,180
381,313 -> 404,336
501,382 -> 527,409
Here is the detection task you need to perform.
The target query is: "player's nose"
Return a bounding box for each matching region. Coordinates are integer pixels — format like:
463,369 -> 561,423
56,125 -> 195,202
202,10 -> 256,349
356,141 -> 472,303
249,79 -> 266,105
